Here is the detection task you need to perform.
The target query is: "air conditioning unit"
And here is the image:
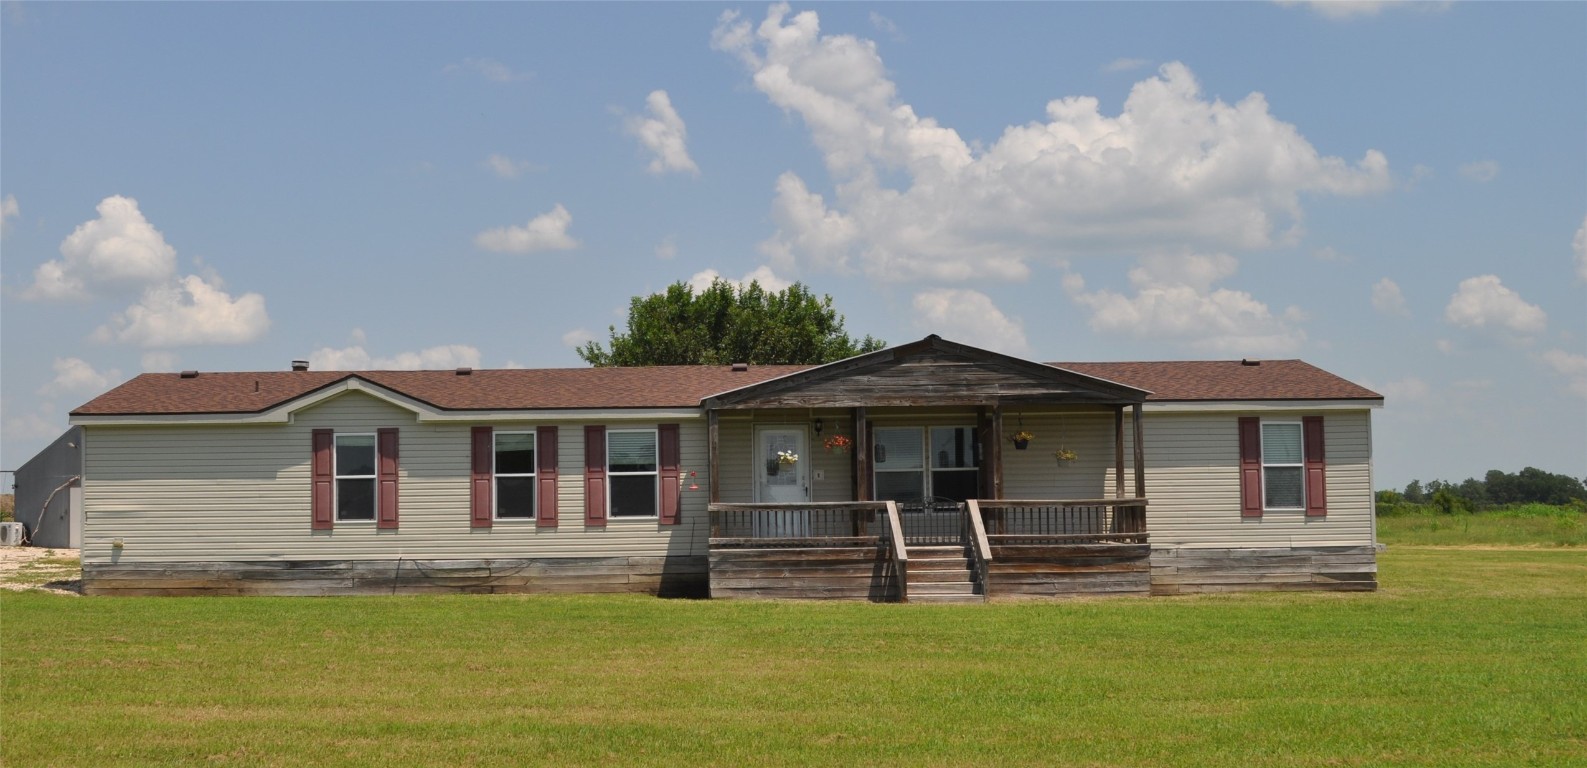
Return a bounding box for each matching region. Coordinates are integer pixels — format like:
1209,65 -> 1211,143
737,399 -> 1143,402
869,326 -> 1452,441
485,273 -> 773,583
0,522 -> 26,547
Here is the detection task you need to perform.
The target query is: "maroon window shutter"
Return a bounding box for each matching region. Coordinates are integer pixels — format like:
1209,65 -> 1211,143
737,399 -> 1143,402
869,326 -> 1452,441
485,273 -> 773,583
311,429 -> 334,530
376,428 -> 400,529
584,425 -> 607,527
658,424 -> 681,525
536,427 -> 559,527
1238,417 -> 1263,518
471,426 -> 493,528
1304,416 -> 1328,517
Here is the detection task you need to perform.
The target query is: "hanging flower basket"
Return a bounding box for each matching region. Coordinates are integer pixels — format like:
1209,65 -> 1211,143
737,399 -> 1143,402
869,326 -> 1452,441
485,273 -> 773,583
1011,431 -> 1034,450
823,434 -> 853,454
1054,448 -> 1078,463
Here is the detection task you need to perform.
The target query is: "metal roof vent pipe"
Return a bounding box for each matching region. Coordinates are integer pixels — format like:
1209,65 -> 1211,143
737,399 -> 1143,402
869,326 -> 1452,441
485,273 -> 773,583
731,362 -> 749,372
291,360 -> 310,372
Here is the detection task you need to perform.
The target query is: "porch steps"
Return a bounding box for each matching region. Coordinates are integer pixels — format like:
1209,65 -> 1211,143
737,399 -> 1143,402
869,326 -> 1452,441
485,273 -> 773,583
906,546 -> 985,604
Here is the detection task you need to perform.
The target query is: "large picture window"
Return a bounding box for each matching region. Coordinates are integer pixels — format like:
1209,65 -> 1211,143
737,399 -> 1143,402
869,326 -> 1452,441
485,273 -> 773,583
335,433 -> 376,521
1261,422 -> 1304,510
494,431 -> 536,519
608,429 -> 658,518
873,425 -> 979,503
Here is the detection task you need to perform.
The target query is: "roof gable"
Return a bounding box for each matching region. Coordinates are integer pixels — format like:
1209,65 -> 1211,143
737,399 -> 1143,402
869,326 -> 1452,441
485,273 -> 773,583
704,335 -> 1149,410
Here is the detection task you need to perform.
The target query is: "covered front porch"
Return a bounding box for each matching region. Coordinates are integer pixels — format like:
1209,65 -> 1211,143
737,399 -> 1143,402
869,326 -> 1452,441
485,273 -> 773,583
698,336 -> 1153,603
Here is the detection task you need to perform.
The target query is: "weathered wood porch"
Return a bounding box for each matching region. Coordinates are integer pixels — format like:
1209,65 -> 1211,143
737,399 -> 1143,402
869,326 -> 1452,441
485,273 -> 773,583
707,498 -> 1150,602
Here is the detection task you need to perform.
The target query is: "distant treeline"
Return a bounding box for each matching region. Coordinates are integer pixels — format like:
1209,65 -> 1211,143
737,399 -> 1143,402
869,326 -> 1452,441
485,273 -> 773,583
1378,467 -> 1587,514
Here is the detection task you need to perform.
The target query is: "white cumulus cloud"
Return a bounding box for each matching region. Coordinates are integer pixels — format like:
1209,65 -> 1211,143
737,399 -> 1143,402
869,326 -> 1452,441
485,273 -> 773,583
39,357 -> 122,397
561,328 -> 596,349
25,195 -> 177,300
95,274 -> 270,347
484,153 -> 535,179
714,5 -> 1390,282
1541,349 -> 1587,399
141,351 -> 180,372
1065,253 -> 1307,355
1573,214 -> 1586,282
1,194 -> 17,236
687,265 -> 792,293
444,57 -> 533,83
1443,275 -> 1546,337
912,289 -> 1031,357
1458,160 -> 1500,183
309,343 -> 482,371
1371,277 -> 1409,316
1103,57 -> 1152,73
625,90 -> 700,176
474,204 -> 579,253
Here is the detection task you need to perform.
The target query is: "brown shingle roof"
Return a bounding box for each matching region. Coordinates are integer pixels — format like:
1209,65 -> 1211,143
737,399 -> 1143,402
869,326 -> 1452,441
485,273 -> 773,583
71,366 -> 810,416
71,359 -> 1379,416
1051,360 -> 1382,402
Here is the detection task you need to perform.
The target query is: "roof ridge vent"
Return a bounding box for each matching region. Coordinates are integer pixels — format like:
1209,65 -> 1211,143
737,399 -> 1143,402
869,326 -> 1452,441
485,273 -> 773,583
455,367 -> 473,375
730,362 -> 749,372
291,360 -> 309,372
179,370 -> 199,378
1241,358 -> 1261,366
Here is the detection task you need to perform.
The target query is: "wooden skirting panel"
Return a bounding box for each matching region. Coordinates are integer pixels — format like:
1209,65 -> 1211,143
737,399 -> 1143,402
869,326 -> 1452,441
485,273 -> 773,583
985,543 -> 1152,599
1149,545 -> 1379,595
82,556 -> 710,597
709,546 -> 897,602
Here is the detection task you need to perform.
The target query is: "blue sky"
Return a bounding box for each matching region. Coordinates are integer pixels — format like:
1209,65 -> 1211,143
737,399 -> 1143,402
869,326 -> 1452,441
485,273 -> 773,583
2,1 -> 1583,489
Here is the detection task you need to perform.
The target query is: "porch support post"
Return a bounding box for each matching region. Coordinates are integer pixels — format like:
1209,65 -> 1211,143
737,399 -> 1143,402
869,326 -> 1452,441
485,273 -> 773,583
707,409 -> 720,504
989,402 -> 1004,500
1132,403 -> 1145,499
1114,405 -> 1126,499
853,407 -> 871,501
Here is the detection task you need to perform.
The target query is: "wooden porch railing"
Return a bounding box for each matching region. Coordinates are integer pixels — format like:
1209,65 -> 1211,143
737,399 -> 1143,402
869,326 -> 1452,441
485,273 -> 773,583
973,499 -> 1149,545
708,502 -> 898,548
964,500 -> 993,594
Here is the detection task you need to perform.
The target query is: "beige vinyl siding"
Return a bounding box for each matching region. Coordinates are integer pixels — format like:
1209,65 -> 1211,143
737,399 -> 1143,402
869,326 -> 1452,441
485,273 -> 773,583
1001,409 -> 1374,549
82,391 -> 712,564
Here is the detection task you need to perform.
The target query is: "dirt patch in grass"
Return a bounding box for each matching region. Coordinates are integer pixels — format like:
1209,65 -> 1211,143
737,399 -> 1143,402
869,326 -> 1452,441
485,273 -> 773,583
0,546 -> 81,595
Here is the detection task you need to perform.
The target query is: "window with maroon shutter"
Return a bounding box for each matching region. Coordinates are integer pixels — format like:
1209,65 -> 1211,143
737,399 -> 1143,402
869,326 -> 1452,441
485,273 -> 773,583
470,426 -> 493,528
584,425 -> 607,526
1303,416 -> 1327,517
1237,417 -> 1263,518
658,424 -> 681,525
537,427 -> 559,527
377,428 -> 399,529
312,429 -> 335,530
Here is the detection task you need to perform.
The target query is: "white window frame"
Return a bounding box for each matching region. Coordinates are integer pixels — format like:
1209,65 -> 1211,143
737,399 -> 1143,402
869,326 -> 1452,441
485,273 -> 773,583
493,430 -> 537,521
607,428 -> 659,519
1260,420 -> 1305,511
873,425 -> 981,503
334,432 -> 377,523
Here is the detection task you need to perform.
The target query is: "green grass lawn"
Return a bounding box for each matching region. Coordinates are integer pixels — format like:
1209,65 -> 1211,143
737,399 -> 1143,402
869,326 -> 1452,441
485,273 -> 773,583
3,546 -> 1585,767
1377,504 -> 1587,547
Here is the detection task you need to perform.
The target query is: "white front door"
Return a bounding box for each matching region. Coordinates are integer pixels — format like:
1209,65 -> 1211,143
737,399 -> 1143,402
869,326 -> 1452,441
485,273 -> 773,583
755,426 -> 809,504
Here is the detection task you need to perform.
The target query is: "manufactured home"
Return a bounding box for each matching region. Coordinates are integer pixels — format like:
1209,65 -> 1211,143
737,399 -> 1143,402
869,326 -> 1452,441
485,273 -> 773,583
62,336 -> 1383,601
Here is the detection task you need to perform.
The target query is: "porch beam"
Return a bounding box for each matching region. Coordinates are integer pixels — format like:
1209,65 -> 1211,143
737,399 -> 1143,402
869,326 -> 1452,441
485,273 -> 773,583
708,409 -> 720,504
1132,403 -> 1146,499
853,407 -> 871,501
1114,406 -> 1126,499
990,402 -> 1004,500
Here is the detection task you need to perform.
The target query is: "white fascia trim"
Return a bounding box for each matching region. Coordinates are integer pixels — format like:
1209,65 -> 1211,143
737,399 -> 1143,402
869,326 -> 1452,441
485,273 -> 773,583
1143,400 -> 1382,412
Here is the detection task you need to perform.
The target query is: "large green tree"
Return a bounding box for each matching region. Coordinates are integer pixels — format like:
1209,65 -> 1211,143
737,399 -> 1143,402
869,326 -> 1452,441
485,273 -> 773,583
578,280 -> 885,367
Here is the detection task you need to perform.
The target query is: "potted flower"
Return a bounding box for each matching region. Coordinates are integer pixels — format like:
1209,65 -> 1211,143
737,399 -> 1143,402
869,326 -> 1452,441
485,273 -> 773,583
777,450 -> 799,465
1010,430 -> 1035,450
1054,448 -> 1078,463
823,434 -> 853,454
